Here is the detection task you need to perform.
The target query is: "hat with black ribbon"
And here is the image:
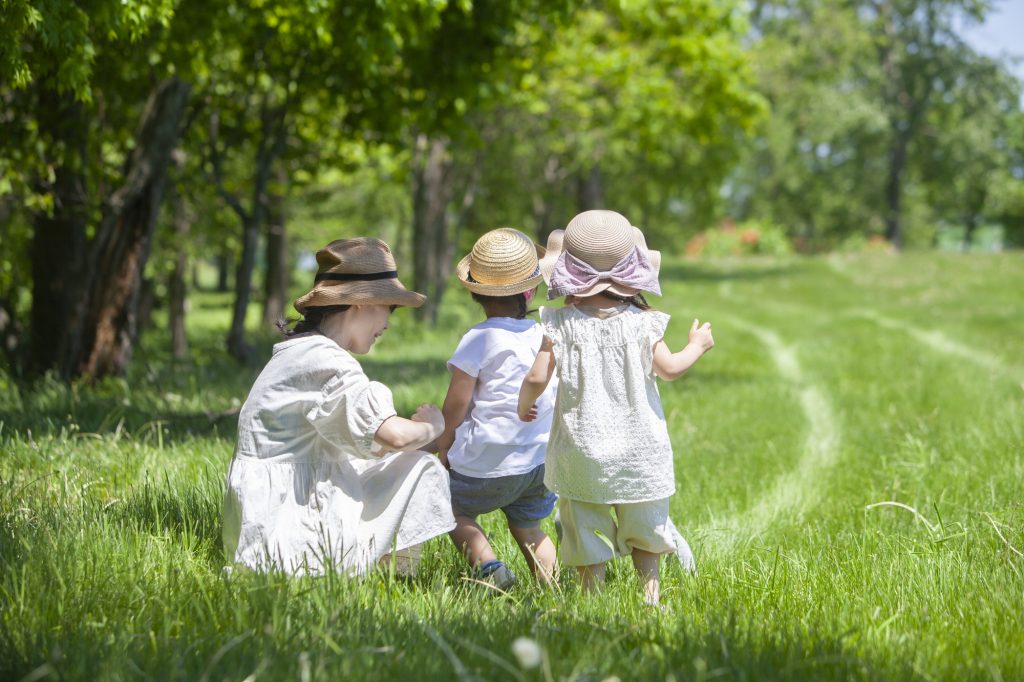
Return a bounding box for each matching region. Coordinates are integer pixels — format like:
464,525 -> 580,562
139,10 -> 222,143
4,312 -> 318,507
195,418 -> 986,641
293,238 -> 425,313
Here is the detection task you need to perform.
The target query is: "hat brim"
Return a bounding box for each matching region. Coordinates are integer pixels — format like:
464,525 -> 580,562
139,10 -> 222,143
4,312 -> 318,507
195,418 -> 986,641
455,243 -> 546,296
539,230 -> 564,285
540,228 -> 661,294
294,278 -> 426,313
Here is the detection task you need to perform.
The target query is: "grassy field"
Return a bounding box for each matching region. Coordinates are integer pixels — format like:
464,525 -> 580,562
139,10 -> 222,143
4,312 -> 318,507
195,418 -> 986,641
1,253 -> 1022,680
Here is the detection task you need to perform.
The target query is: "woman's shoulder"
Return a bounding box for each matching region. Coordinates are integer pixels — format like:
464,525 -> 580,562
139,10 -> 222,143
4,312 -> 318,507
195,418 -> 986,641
273,335 -> 362,374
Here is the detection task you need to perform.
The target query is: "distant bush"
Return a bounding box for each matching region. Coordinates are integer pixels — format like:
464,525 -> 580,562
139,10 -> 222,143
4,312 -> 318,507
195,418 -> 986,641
685,219 -> 794,257
837,233 -> 896,254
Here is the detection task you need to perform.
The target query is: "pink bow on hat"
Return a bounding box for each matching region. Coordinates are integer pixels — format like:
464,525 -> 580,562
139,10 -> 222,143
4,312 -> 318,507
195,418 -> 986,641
547,246 -> 662,299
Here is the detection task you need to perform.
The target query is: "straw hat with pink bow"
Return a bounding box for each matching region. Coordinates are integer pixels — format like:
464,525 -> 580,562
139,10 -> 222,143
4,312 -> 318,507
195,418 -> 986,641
540,210 -> 662,300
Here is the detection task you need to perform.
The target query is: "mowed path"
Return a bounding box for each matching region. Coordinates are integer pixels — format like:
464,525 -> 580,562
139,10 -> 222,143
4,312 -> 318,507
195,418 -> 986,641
703,313 -> 841,551
827,253 -> 1024,381
847,308 -> 1024,381
699,256 -> 1020,555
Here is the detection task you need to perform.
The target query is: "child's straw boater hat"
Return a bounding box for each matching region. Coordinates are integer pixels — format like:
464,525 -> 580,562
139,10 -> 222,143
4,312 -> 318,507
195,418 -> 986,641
294,238 -> 425,313
540,210 -> 662,299
455,228 -> 546,296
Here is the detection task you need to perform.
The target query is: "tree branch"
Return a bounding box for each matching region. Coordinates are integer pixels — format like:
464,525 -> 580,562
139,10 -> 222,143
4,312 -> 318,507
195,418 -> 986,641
207,108 -> 250,224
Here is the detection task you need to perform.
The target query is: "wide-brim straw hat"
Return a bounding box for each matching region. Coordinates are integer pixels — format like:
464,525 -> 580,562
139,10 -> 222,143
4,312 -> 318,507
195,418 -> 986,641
539,210 -> 661,297
294,237 -> 425,313
455,228 -> 546,296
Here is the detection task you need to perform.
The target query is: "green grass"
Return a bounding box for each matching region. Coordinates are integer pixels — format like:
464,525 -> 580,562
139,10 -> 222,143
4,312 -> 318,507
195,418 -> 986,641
2,253 -> 1022,680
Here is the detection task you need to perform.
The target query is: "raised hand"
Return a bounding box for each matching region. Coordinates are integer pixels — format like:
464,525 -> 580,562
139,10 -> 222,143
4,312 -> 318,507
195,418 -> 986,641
688,318 -> 714,353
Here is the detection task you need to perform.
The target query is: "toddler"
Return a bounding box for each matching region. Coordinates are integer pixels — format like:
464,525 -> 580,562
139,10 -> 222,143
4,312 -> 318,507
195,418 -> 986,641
519,210 -> 713,604
438,228 -> 558,590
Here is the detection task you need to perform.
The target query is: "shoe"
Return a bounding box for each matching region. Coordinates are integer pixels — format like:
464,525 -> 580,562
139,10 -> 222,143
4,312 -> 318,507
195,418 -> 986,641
477,560 -> 516,591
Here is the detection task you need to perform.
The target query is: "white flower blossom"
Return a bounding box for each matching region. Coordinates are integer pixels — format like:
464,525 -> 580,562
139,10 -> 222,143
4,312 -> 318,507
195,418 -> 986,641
511,636 -> 542,669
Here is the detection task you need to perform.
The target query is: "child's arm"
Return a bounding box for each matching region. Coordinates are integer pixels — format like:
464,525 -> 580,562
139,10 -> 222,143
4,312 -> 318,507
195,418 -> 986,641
518,335 -> 556,420
435,368 -> 476,467
374,404 -> 445,453
652,318 -> 714,381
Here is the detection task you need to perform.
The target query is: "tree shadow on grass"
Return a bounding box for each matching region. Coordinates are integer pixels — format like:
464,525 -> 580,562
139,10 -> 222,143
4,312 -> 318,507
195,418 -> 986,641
0,404 -> 239,443
418,608 -> 916,681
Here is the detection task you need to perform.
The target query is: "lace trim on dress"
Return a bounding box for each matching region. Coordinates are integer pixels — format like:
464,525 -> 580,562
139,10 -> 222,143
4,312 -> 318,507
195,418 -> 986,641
552,306 -> 667,347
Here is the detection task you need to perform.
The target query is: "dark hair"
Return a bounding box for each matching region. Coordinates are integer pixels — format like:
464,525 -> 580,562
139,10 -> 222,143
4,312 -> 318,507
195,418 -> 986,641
277,303 -> 400,338
470,292 -> 531,320
276,305 -> 352,338
601,291 -> 652,311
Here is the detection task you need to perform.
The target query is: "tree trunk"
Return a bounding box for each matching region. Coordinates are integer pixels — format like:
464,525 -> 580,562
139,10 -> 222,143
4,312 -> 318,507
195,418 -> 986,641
135,279 -> 156,340
883,128 -> 909,249
262,168 -> 288,328
216,250 -> 230,292
169,193 -> 191,359
962,186 -> 987,251
74,78 -> 191,378
227,216 -> 261,361
28,91 -> 90,377
576,165 -> 604,212
0,298 -> 23,374
217,100 -> 289,363
411,135 -> 455,325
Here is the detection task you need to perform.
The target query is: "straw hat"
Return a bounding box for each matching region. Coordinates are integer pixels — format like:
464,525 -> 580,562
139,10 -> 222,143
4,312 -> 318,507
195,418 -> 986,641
293,238 -> 425,313
539,210 -> 661,297
455,228 -> 546,296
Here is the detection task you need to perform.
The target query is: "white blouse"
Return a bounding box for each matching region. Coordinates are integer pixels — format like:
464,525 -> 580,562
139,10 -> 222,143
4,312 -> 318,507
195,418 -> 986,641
223,334 -> 455,575
540,305 -> 675,504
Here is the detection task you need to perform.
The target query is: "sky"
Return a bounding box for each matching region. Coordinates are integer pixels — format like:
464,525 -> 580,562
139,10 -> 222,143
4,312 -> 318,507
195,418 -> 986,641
962,0 -> 1024,82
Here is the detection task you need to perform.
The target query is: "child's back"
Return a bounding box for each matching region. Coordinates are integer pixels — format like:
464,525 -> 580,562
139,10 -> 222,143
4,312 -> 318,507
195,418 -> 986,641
439,228 -> 559,589
519,210 -> 713,604
447,316 -> 554,478
540,304 -> 672,503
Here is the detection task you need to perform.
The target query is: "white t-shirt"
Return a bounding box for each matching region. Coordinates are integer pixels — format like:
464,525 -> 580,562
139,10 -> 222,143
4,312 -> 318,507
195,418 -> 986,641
446,317 -> 556,478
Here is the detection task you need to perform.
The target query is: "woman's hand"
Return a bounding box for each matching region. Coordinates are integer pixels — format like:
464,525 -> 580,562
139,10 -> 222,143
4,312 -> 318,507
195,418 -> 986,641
412,403 -> 445,432
374,404 -> 445,454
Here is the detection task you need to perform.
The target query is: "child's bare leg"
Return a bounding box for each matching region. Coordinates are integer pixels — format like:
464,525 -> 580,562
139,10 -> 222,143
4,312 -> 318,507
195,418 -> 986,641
632,549 -> 661,605
509,525 -> 557,585
449,515 -> 497,569
576,563 -> 606,593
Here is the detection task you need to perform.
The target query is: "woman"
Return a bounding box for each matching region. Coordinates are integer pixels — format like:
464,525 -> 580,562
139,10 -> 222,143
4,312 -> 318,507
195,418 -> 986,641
223,238 -> 455,575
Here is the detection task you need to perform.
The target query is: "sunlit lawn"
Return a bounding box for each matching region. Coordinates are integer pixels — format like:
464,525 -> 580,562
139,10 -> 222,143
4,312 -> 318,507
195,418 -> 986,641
1,253 -> 1022,680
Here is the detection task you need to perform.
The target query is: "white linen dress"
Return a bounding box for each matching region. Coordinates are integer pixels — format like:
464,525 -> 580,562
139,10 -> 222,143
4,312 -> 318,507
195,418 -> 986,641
222,334 -> 455,575
540,305 -> 674,504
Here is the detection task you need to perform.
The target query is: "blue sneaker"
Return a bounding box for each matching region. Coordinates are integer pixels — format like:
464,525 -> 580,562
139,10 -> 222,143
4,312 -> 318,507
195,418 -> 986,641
477,560 -> 516,591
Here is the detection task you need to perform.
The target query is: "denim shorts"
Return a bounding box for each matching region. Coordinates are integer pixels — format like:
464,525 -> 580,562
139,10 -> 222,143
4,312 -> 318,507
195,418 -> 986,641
448,464 -> 557,528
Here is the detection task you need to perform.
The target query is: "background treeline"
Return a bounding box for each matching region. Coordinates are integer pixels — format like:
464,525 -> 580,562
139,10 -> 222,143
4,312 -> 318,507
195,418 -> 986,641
1,0 -> 1021,381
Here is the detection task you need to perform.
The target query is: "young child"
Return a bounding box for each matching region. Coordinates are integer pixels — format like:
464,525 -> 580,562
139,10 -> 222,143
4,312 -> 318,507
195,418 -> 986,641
518,210 -> 714,604
438,228 -> 558,590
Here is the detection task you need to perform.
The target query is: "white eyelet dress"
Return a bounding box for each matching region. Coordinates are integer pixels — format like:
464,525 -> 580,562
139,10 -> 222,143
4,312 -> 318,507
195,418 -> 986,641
222,335 -> 455,575
540,305 -> 674,504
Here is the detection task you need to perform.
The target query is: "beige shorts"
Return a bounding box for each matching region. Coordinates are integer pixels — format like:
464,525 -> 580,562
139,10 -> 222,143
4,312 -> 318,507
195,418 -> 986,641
558,497 -> 676,566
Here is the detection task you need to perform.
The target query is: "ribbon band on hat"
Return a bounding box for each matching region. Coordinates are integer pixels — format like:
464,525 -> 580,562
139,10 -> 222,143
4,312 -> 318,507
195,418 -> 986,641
547,246 -> 661,299
314,271 -> 398,283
